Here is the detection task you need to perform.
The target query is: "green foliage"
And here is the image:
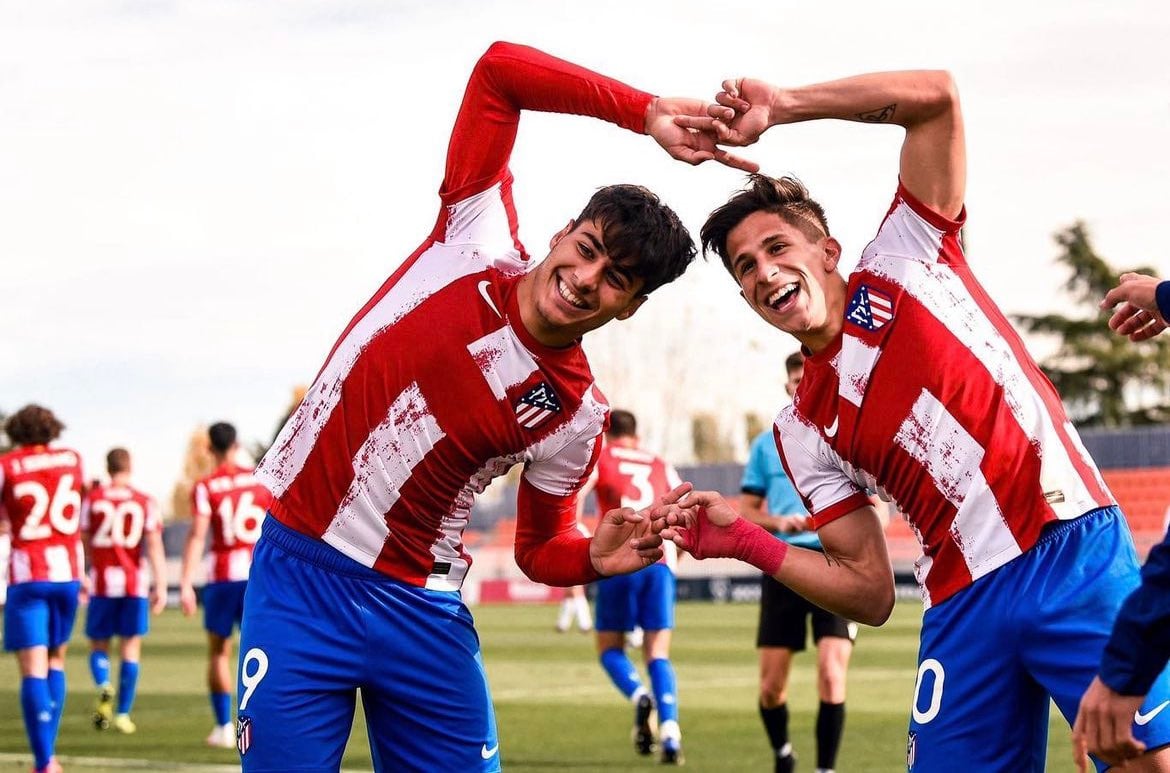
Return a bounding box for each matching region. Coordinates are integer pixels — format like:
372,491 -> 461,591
0,410 -> 9,453
744,412 -> 767,445
1012,221 -> 1170,427
691,412 -> 734,463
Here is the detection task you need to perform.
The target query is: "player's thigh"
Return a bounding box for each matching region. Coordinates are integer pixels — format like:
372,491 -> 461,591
595,574 -> 635,632
4,583 -> 50,651
908,598 -> 1048,772
115,597 -> 150,639
46,580 -> 80,648
235,546 -> 364,772
635,565 -> 675,632
757,575 -> 808,651
202,581 -> 246,638
361,593 -> 500,772
7,581 -> 78,651
1026,509 -> 1170,768
85,596 -> 118,641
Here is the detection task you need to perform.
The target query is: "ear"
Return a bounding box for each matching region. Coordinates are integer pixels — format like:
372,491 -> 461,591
823,237 -> 843,272
550,219 -> 576,250
616,295 -> 648,321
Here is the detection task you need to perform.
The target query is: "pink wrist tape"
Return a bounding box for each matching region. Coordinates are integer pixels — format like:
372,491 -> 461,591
728,517 -> 789,575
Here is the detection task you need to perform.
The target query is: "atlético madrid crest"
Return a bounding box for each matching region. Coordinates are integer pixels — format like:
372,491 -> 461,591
514,381 -> 562,430
236,716 -> 252,755
846,284 -> 894,331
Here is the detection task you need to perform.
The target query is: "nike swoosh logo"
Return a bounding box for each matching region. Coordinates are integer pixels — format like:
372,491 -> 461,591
481,743 -> 499,759
824,415 -> 839,438
1136,700 -> 1170,725
478,280 -> 501,317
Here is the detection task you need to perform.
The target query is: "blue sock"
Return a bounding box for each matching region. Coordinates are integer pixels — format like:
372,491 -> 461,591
20,677 -> 54,770
210,691 -> 231,725
47,669 -> 66,744
648,658 -> 679,725
90,650 -> 111,688
117,661 -> 140,715
599,648 -> 643,700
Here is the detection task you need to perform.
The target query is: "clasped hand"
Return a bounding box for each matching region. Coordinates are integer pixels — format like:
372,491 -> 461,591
589,482 -> 694,575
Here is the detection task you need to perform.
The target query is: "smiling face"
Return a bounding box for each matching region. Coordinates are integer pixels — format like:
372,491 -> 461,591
725,210 -> 845,352
518,218 -> 647,348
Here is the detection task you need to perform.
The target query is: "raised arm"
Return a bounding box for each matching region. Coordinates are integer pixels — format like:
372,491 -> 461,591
681,70 -> 964,218
439,42 -> 753,205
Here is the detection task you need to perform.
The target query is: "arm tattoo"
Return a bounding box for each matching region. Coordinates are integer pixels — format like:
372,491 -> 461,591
857,104 -> 897,123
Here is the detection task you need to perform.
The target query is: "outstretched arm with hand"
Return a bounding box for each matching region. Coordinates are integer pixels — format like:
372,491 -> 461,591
660,490 -> 893,625
1100,272 -> 1170,342
515,479 -> 694,586
676,69 -> 964,220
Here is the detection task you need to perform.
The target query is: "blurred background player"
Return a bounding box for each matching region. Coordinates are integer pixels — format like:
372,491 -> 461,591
179,422 -> 271,748
740,352 -> 855,773
555,567 -> 593,633
585,410 -> 686,764
82,447 -> 167,734
0,519 -> 10,606
1,405 -> 85,773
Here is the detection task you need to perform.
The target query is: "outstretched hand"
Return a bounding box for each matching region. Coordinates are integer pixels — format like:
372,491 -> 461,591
671,78 -> 775,149
590,482 -> 695,576
1100,272 -> 1168,342
646,97 -> 759,172
656,490 -> 787,574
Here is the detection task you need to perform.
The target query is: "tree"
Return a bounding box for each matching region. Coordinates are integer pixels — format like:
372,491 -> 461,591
0,410 -> 9,453
1012,221 -> 1170,427
691,412 -> 734,463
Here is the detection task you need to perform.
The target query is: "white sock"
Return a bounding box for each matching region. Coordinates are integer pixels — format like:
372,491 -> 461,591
556,599 -> 573,628
574,596 -> 592,628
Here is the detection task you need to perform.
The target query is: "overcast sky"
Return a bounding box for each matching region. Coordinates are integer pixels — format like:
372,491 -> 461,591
2,0 -> 1168,505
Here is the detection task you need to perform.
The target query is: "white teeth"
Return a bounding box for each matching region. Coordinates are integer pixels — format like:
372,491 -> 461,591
767,282 -> 798,308
558,278 -> 588,309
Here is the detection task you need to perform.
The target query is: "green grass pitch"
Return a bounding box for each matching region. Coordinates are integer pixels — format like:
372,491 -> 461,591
0,600 -> 1080,771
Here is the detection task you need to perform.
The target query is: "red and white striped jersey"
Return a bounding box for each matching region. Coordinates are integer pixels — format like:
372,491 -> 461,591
775,183 -> 1114,609
192,462 -> 271,584
592,443 -> 682,570
0,445 -> 85,585
257,43 -> 649,591
82,484 -> 161,598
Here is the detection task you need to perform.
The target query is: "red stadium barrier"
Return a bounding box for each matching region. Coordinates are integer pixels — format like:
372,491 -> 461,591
1103,466 -> 1170,555
478,578 -> 565,603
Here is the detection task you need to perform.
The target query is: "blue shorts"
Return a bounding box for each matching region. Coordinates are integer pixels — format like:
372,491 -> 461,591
4,581 -> 80,652
86,596 -> 149,640
236,518 -> 500,772
907,507 -> 1170,773
203,580 -> 247,639
594,563 -> 675,632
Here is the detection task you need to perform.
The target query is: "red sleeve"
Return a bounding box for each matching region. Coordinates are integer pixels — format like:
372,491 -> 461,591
514,477 -> 602,587
439,41 -> 653,206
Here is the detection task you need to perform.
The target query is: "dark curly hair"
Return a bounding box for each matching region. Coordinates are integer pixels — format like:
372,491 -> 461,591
575,184 -> 696,295
5,404 -> 65,446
